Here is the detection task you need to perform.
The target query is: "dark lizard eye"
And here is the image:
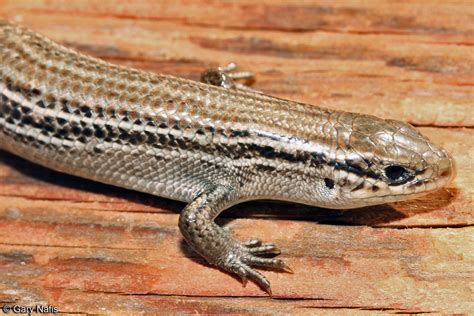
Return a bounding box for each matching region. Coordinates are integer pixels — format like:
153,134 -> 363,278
384,165 -> 412,184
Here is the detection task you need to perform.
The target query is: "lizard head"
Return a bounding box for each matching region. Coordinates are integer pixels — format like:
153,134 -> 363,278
312,114 -> 455,209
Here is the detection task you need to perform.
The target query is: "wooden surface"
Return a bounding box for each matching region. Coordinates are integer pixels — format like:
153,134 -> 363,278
0,1 -> 473,314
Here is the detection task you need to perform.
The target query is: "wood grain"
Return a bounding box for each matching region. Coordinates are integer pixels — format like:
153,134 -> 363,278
0,0 -> 472,314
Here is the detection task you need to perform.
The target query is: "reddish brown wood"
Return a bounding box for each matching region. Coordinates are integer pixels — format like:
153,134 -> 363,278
0,1 -> 472,314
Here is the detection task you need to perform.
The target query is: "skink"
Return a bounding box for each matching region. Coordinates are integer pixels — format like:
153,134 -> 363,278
0,21 -> 454,294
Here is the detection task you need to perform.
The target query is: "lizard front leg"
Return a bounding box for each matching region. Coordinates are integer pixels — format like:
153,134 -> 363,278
178,185 -> 291,295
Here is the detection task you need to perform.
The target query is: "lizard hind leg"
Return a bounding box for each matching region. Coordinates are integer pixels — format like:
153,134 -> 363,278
200,62 -> 262,93
178,185 -> 291,295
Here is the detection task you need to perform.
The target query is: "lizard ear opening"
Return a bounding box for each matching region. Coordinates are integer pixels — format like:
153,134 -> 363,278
324,178 -> 335,189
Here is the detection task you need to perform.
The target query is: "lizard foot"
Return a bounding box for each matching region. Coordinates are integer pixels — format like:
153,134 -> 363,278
179,188 -> 290,296
219,237 -> 292,295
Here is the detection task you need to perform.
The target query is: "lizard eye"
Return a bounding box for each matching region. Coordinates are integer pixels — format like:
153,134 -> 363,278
384,165 -> 412,184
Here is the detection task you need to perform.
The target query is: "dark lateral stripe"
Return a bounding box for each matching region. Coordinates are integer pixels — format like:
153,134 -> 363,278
254,164 -> 277,172
1,86 -> 383,182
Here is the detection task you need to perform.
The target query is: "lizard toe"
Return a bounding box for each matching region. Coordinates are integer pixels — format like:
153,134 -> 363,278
247,243 -> 281,256
244,255 -> 290,272
228,260 -> 272,295
244,238 -> 262,247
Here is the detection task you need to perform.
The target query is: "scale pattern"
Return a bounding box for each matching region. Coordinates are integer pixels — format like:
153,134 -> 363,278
0,21 -> 454,293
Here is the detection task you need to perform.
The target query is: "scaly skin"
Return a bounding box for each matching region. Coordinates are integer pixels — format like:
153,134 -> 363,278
0,21 -> 454,294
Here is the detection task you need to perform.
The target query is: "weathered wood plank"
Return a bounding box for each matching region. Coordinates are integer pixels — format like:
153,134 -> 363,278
1,0 -> 473,39
0,217 -> 472,313
0,0 -> 472,314
0,211 -> 473,312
